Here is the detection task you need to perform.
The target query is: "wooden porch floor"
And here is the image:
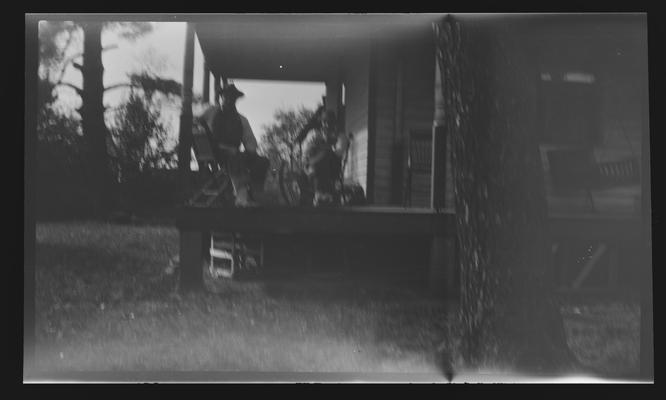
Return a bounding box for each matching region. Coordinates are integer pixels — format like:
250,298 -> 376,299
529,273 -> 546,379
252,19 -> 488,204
176,205 -> 456,235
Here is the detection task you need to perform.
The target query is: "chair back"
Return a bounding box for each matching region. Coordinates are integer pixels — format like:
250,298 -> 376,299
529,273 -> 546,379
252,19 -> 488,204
597,157 -> 640,186
192,121 -> 217,165
408,130 -> 432,173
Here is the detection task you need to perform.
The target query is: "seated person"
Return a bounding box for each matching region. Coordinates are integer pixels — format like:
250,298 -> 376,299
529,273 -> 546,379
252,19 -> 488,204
302,110 -> 350,206
198,84 -> 269,207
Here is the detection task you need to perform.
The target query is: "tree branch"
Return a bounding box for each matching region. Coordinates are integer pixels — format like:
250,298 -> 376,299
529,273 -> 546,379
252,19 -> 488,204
55,82 -> 83,96
55,45 -> 119,84
51,28 -> 74,83
104,44 -> 120,53
55,51 -> 83,85
104,83 -> 139,92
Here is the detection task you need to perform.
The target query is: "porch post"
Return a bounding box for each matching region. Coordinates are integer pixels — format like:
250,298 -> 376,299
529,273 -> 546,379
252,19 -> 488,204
203,62 -> 210,103
325,79 -> 343,129
177,22 -> 195,173
391,58 -> 405,205
179,228 -> 206,291
214,73 -> 221,105
366,46 -> 377,204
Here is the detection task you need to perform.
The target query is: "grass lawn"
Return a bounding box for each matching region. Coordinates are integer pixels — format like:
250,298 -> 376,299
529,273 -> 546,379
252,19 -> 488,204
33,221 -> 448,375
32,221 -> 640,379
560,298 -> 640,377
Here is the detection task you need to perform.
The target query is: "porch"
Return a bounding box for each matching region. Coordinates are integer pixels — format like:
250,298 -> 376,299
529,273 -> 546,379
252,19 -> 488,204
175,14 -> 647,297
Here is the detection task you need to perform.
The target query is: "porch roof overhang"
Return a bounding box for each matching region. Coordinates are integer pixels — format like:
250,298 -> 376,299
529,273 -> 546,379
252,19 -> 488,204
193,14 -> 441,82
193,14 -> 646,82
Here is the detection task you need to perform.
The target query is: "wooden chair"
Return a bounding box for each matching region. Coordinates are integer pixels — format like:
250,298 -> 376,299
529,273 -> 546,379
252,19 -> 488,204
403,129 -> 432,207
208,231 -> 263,279
190,120 -> 265,279
597,157 -> 640,187
192,122 -> 219,174
188,120 -> 232,207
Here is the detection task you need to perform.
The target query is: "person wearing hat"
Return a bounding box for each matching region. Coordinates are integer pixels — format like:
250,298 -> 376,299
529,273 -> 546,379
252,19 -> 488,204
198,84 -> 269,206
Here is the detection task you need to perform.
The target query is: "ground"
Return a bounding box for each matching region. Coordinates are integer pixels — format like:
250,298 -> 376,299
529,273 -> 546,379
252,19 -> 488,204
32,221 -> 640,378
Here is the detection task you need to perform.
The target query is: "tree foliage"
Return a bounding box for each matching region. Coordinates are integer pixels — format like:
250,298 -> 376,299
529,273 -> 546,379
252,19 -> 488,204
129,72 -> 182,100
36,82 -> 84,172
38,21 -> 80,75
38,21 -> 153,72
35,75 -> 92,218
36,21 -> 182,216
109,90 -> 177,183
103,22 -> 154,42
259,106 -> 320,173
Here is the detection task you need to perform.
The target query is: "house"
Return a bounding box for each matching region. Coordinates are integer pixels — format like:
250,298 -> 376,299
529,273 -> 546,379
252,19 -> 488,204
177,14 -> 648,294
194,14 -> 443,208
192,14 -> 647,215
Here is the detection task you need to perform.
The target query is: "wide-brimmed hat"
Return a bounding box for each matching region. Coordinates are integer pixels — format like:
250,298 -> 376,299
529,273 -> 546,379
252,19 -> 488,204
220,84 -> 245,99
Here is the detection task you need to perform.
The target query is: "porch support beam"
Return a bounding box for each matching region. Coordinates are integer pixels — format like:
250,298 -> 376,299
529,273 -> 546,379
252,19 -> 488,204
391,58 -> 405,205
366,46 -> 377,204
177,22 -> 195,173
203,61 -> 210,103
325,78 -> 343,130
213,72 -> 221,105
179,229 -> 207,292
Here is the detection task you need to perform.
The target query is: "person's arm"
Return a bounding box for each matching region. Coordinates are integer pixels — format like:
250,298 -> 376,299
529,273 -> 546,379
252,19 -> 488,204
295,104 -> 325,145
240,115 -> 259,153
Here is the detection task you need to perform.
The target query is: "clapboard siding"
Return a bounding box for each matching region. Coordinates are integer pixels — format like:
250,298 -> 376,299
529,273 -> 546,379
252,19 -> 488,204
369,41 -> 399,205
369,36 -> 436,206
340,35 -> 440,207
401,39 -> 435,207
408,173 -> 431,208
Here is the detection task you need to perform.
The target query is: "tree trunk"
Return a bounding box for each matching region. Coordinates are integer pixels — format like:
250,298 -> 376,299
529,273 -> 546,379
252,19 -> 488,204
80,21 -> 112,215
435,16 -> 577,373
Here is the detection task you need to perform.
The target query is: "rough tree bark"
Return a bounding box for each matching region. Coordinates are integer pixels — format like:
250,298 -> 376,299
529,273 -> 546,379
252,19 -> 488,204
435,16 -> 578,373
80,21 -> 113,214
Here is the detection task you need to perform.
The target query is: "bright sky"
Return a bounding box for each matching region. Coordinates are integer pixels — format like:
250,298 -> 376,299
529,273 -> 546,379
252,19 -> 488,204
54,22 -> 325,142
